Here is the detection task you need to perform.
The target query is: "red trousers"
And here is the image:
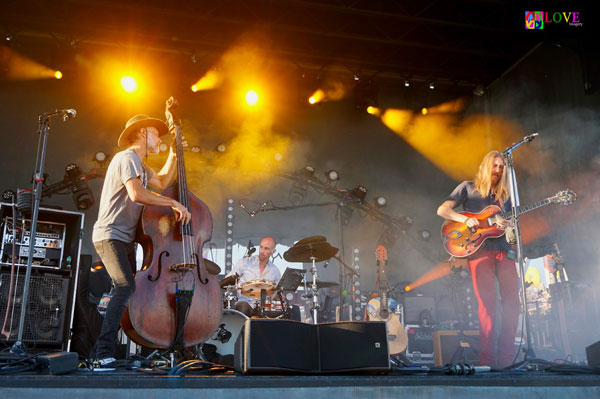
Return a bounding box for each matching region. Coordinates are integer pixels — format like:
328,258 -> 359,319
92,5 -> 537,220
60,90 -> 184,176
468,250 -> 520,368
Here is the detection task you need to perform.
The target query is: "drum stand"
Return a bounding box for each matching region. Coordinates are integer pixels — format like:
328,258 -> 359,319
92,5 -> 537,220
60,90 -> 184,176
307,256 -> 319,324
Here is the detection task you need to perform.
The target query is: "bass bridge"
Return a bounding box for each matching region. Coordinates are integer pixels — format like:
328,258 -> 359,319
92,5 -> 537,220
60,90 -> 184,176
169,262 -> 197,272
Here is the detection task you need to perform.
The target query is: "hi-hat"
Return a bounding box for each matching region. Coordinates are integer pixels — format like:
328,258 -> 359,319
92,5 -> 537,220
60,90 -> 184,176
284,236 -> 338,262
219,273 -> 238,288
204,258 -> 221,276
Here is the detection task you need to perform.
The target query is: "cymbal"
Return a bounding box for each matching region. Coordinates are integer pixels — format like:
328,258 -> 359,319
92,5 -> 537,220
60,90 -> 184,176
219,273 -> 238,288
203,258 -> 221,276
284,237 -> 338,262
305,281 -> 339,289
241,279 -> 276,298
295,235 -> 328,246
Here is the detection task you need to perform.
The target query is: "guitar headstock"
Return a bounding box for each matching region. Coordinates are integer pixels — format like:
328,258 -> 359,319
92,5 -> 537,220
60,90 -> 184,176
165,96 -> 181,133
376,245 -> 388,263
550,189 -> 576,206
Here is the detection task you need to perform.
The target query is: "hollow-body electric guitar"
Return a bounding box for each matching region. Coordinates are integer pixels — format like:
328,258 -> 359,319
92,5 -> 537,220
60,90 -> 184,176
441,189 -> 576,258
366,245 -> 408,354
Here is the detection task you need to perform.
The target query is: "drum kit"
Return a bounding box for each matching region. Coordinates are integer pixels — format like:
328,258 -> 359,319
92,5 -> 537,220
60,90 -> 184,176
205,236 -> 342,358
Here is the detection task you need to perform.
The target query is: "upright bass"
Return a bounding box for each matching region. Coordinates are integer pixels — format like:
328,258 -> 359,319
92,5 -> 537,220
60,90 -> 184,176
122,97 -> 222,348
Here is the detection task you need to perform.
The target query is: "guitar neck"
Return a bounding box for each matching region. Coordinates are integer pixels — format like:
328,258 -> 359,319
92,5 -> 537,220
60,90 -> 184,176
503,197 -> 552,218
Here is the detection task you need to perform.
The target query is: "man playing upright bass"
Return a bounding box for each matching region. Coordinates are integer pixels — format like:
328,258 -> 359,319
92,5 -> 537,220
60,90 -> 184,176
91,114 -> 191,367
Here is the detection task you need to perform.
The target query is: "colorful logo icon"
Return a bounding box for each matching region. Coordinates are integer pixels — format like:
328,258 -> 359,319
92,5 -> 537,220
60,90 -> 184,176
525,11 -> 544,29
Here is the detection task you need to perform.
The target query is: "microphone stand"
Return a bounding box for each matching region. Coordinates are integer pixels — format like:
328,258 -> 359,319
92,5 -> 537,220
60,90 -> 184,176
11,115 -> 53,354
502,135 -> 537,365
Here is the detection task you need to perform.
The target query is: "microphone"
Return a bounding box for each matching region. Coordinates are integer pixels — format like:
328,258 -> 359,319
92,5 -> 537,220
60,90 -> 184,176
245,240 -> 256,257
524,132 -> 538,142
62,109 -> 77,122
41,109 -> 77,122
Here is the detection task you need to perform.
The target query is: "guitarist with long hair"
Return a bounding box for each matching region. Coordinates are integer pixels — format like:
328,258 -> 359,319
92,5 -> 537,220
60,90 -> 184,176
437,151 -> 519,368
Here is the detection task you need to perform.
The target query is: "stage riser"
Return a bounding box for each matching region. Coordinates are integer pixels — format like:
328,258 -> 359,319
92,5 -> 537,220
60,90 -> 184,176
2,385 -> 600,399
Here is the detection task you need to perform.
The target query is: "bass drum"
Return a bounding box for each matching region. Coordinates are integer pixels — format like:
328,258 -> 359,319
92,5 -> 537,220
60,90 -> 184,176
204,309 -> 248,356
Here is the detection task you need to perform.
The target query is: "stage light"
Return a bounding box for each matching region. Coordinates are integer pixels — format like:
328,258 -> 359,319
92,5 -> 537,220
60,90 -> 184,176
54,71 -> 63,80
374,196 -> 387,208
5,34 -> 12,41
216,143 -> 227,153
301,164 -> 315,178
121,76 -> 138,93
65,163 -> 95,210
428,81 -> 435,90
308,89 -> 325,105
366,106 -> 381,116
191,84 -> 198,92
351,185 -> 367,201
326,170 -> 339,182
245,90 -> 259,106
473,85 -> 485,96
404,80 -> 410,87
421,107 -> 428,115
419,230 -> 431,241
93,151 -> 108,167
353,73 -> 360,81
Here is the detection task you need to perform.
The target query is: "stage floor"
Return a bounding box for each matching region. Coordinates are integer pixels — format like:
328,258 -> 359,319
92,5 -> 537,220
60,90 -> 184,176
2,367 -> 600,399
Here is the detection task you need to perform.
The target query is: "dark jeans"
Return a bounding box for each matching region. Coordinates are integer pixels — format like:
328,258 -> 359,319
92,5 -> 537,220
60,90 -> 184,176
93,239 -> 137,359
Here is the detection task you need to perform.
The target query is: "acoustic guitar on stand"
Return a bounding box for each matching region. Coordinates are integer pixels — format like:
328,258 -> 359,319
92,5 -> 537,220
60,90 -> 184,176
441,189 -> 576,258
366,245 -> 408,354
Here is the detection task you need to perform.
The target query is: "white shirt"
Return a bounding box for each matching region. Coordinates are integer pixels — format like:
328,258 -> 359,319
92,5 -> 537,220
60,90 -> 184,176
228,255 -> 281,305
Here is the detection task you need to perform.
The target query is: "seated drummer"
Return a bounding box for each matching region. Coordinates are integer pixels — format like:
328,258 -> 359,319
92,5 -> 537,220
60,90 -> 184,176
228,236 -> 281,316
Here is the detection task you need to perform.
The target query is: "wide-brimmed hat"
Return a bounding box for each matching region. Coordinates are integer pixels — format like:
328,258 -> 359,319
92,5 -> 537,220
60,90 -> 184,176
118,114 -> 169,147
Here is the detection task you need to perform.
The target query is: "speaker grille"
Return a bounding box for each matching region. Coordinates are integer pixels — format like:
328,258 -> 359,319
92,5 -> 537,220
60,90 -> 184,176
0,273 -> 69,345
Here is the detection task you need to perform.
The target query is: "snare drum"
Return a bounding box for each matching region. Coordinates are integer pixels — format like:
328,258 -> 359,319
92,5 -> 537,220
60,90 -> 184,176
204,309 -> 248,356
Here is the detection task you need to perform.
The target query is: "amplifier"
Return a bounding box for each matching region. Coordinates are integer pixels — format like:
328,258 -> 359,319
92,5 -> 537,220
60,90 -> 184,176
0,216 -> 66,269
433,330 -> 480,366
405,324 -> 434,364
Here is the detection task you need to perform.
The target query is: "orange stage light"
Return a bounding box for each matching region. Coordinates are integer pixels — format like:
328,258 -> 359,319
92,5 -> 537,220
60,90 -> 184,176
308,89 -> 325,104
245,90 -> 259,106
54,70 -> 63,79
120,76 -> 138,93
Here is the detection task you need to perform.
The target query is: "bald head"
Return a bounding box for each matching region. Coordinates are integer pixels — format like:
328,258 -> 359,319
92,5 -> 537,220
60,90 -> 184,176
258,236 -> 276,263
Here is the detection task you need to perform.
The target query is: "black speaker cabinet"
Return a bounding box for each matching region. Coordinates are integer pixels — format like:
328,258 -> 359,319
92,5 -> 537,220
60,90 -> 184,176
433,330 -> 480,366
319,320 -> 390,372
0,203 -> 84,350
234,319 -> 389,374
0,273 -> 70,345
586,340 -> 600,368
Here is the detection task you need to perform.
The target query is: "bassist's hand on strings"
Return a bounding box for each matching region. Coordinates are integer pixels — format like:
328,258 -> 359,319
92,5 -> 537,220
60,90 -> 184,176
171,200 -> 192,224
169,136 -> 188,156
